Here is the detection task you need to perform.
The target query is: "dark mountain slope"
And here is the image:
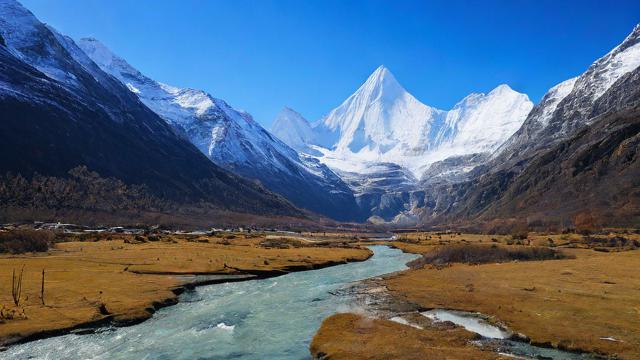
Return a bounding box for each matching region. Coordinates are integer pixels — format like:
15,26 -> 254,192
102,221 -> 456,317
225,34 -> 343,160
0,2 -> 301,223
76,38 -> 361,222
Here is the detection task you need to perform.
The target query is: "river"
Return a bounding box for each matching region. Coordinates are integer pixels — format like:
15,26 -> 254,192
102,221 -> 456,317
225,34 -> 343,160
5,246 -> 418,360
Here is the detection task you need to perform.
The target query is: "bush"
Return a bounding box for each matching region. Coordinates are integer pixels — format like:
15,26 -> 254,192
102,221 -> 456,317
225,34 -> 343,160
407,244 -> 569,269
510,230 -> 529,240
0,230 -> 54,254
260,237 -> 305,249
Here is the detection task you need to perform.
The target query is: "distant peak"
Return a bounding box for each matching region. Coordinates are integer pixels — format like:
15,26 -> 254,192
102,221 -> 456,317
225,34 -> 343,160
367,65 -> 394,81
373,64 -> 388,74
77,37 -> 117,60
354,64 -> 406,101
487,84 -> 530,100
276,106 -> 307,121
77,37 -> 141,76
78,37 -> 109,50
490,84 -> 513,93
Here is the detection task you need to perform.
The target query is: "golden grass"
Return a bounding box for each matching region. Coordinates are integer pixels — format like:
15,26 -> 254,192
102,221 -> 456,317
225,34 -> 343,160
385,247 -> 640,358
0,233 -> 371,345
310,313 -> 506,360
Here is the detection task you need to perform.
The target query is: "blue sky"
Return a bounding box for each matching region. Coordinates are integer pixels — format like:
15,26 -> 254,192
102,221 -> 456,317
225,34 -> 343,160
22,0 -> 640,128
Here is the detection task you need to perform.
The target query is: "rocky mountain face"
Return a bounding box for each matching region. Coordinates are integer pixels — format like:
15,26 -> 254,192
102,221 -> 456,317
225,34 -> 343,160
420,153 -> 490,186
0,0 -> 301,224
493,24 -> 640,172
417,30 -> 640,230
77,38 -> 360,221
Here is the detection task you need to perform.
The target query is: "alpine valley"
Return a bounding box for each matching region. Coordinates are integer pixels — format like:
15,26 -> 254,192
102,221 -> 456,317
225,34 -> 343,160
3,1 -> 640,359
0,0 -> 639,230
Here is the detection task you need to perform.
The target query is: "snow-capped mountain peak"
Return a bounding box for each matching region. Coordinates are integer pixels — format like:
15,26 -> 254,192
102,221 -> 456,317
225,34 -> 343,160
272,65 -> 532,180
78,37 -> 224,127
0,0 -> 83,86
584,23 -> 640,100
354,65 -> 405,103
436,83 -> 533,153
270,107 -> 315,152
79,38 -> 229,122
0,0 -> 42,51
314,65 -> 446,156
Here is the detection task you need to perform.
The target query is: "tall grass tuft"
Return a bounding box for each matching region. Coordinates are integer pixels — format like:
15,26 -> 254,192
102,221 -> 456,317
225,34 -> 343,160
12,265 -> 25,306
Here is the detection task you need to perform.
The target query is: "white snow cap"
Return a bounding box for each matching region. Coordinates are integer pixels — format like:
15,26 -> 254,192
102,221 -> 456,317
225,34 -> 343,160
274,65 -> 533,177
434,83 -> 533,156
587,23 -> 640,100
315,65 -> 446,156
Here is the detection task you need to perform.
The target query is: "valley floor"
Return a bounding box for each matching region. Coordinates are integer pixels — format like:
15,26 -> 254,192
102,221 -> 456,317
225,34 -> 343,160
311,231 -> 640,359
0,231 -> 371,346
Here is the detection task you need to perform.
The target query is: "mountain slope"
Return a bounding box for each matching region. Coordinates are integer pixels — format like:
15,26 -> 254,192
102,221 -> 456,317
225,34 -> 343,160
0,0 -> 301,224
77,38 -> 360,221
420,50 -> 640,229
494,24 -> 640,171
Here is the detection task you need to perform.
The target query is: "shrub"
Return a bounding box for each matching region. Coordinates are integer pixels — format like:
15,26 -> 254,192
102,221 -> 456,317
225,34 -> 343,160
147,234 -> 161,242
510,230 -> 529,240
260,237 -> 305,249
0,230 -> 54,254
407,244 -> 569,269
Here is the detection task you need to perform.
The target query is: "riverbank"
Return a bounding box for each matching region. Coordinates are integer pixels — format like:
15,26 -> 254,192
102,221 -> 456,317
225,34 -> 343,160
312,231 -> 640,359
311,313 -> 505,360
0,232 -> 372,346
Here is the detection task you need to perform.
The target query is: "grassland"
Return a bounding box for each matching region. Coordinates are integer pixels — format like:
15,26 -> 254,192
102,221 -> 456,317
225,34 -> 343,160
0,231 -> 371,346
313,230 -> 640,359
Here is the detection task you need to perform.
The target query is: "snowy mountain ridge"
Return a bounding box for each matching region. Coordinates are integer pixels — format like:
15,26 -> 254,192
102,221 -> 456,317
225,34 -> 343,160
272,65 -> 533,178
493,23 -> 640,169
77,37 -> 361,221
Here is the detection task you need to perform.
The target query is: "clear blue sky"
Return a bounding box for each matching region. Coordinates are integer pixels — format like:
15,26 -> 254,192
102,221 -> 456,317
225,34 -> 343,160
21,0 -> 640,128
